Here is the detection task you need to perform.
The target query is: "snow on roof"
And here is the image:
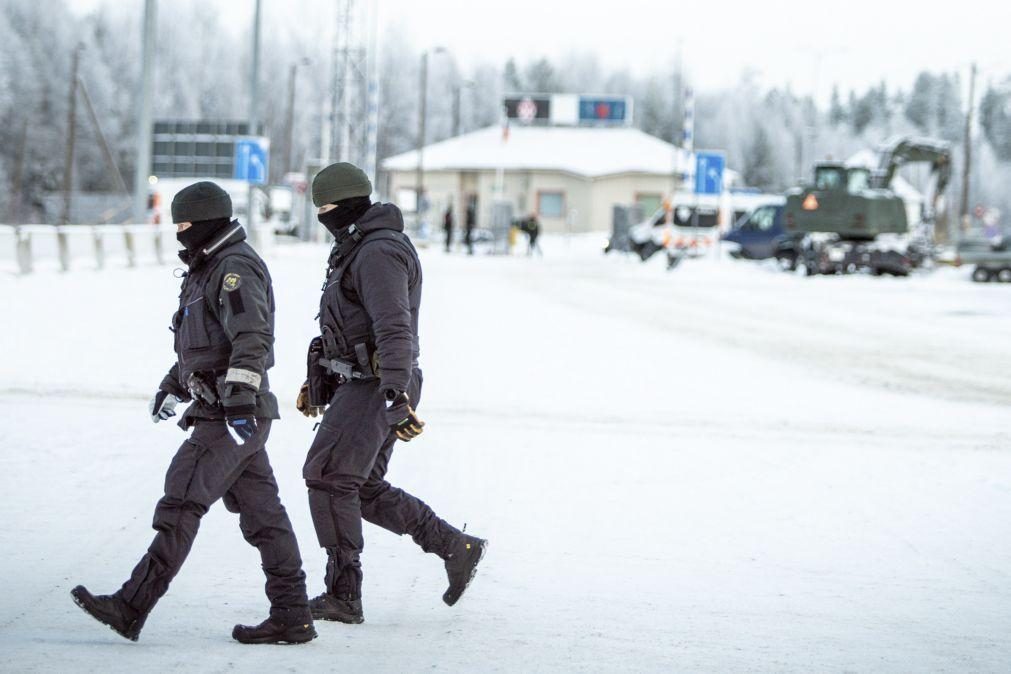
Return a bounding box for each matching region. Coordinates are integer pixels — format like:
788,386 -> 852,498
382,125 -> 685,179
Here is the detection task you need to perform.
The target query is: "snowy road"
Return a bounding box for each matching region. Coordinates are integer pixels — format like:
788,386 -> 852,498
2,238 -> 1010,672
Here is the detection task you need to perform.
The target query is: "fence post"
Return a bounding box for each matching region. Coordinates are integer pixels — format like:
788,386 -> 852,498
57,225 -> 71,272
153,225 -> 164,265
123,227 -> 136,268
15,226 -> 33,275
93,226 -> 105,270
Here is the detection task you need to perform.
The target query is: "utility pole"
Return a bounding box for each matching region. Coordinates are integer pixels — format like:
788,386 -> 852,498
363,0 -> 381,194
452,84 -> 461,138
132,0 -> 156,223
249,0 -> 262,136
959,62 -> 978,234
283,57 -> 311,179
672,40 -> 684,195
62,45 -> 83,225
416,50 -> 429,216
284,62 -> 297,177
247,0 -> 262,246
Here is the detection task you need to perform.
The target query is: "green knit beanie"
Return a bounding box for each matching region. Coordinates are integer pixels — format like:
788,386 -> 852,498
312,162 -> 372,207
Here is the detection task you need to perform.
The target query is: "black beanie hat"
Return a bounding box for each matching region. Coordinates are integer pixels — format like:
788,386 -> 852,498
171,181 -> 233,224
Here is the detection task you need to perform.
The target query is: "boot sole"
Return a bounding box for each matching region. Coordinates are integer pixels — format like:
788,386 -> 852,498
310,610 -> 364,624
443,539 -> 489,607
70,587 -> 139,642
233,625 -> 318,645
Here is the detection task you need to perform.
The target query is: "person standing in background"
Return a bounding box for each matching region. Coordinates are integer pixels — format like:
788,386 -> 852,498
443,204 -> 455,253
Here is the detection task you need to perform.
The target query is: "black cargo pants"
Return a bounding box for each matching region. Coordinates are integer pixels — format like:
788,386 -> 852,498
118,420 -> 309,619
303,369 -> 460,598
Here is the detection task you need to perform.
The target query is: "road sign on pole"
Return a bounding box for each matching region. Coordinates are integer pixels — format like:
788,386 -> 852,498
234,137 -> 270,184
694,151 -> 725,195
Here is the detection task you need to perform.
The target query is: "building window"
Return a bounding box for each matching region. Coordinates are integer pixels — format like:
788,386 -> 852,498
635,193 -> 662,218
538,191 -> 565,218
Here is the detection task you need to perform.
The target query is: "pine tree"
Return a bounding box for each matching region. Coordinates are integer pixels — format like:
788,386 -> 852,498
524,58 -> 558,93
743,122 -> 777,190
503,58 -> 524,93
905,72 -> 934,130
829,86 -> 846,126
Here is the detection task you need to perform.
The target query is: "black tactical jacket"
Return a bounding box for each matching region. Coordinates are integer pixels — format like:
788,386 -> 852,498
318,203 -> 422,395
160,223 -> 280,426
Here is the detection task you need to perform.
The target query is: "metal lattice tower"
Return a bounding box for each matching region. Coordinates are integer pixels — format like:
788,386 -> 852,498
329,0 -> 371,168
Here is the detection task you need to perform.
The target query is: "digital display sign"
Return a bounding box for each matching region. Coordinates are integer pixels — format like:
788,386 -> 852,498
578,97 -> 629,123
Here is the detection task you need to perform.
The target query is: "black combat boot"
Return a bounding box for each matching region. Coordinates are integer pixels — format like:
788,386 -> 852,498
312,550 -> 364,623
232,609 -> 317,645
70,585 -> 146,642
442,534 -> 488,606
308,593 -> 364,624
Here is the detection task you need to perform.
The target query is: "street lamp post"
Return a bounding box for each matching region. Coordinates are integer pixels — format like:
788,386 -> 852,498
416,47 -> 447,220
452,80 -> 475,138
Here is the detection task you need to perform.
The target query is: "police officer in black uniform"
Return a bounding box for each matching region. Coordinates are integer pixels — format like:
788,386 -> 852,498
71,182 -> 315,645
297,163 -> 487,624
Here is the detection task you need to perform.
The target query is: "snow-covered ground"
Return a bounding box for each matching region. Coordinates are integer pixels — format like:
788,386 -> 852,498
2,236 -> 1010,672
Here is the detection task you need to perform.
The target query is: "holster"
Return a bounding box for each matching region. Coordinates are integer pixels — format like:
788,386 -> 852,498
307,336 -> 336,408
186,371 -> 220,406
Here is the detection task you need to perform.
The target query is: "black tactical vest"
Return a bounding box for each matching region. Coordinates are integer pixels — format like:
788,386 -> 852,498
318,230 -> 417,365
172,241 -> 275,383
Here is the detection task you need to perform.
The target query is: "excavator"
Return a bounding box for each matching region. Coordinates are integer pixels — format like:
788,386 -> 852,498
782,136 -> 952,276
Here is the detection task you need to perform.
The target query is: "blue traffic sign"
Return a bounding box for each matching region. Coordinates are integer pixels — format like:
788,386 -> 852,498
694,151 -> 725,195
234,137 -> 269,184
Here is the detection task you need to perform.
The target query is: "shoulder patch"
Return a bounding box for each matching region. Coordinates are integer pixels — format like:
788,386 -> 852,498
222,273 -> 242,292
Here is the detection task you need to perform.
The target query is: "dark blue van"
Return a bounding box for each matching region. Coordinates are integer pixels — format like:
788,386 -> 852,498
722,202 -> 801,268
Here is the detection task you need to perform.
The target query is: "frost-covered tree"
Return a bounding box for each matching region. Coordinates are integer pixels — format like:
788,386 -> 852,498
503,58 -> 523,93
524,58 -> 559,93
979,82 -> 1011,161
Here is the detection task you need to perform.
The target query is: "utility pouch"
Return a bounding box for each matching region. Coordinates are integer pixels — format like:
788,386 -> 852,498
307,336 -> 336,408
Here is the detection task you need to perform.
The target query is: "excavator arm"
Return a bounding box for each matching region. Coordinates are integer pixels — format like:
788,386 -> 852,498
874,136 -> 952,218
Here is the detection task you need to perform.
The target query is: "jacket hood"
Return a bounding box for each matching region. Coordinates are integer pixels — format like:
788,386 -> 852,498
355,203 -> 404,235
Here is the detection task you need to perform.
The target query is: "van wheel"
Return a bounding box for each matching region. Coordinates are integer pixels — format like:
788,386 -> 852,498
972,267 -> 993,283
776,253 -> 797,271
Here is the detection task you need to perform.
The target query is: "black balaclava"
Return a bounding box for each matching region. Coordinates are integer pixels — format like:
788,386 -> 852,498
318,196 -> 372,238
177,217 -> 233,253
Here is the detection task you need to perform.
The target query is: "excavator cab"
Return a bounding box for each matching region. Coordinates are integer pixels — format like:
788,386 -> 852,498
811,164 -> 871,194
813,164 -> 846,192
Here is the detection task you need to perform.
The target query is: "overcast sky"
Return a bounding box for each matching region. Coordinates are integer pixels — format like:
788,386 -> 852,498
69,0 -> 1010,104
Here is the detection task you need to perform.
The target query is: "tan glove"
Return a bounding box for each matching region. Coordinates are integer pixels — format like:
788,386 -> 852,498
296,381 -> 324,418
386,390 -> 425,441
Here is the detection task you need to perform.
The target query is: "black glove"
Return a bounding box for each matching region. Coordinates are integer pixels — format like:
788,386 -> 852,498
385,390 -> 425,442
149,390 -> 181,423
223,383 -> 258,445
226,413 -> 258,444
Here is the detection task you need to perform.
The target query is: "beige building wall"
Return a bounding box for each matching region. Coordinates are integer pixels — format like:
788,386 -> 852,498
589,173 -> 672,232
387,168 -> 673,234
